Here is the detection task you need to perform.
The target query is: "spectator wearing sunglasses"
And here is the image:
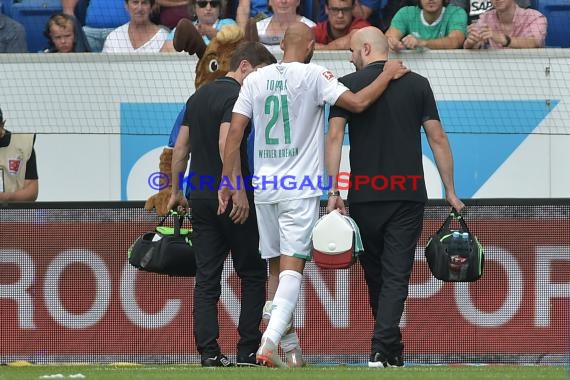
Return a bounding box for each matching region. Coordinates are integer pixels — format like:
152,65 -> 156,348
193,0 -> 237,44
161,0 -> 236,51
314,0 -> 370,50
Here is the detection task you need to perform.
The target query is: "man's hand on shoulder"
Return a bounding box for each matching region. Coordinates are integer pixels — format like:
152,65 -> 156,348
383,59 -> 410,80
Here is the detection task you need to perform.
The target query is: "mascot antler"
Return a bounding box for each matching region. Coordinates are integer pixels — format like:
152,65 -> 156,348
244,17 -> 260,43
173,18 -> 207,58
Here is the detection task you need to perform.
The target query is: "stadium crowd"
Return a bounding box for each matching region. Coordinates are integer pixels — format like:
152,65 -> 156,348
0,0 -> 551,53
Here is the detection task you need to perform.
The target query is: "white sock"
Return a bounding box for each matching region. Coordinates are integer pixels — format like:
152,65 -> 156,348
262,300 -> 273,322
263,270 -> 302,345
280,331 -> 300,353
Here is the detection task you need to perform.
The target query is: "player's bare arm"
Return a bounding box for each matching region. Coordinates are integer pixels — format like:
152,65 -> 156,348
218,112 -> 250,223
325,117 -> 347,214
167,125 -> 190,214
424,119 -> 465,212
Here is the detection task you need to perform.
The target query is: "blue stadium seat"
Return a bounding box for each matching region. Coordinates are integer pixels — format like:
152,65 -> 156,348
6,0 -> 62,52
535,0 -> 570,47
0,0 -> 8,14
301,0 -> 327,23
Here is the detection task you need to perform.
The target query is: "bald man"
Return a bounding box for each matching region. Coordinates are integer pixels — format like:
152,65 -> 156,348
218,22 -> 409,367
326,26 -> 464,367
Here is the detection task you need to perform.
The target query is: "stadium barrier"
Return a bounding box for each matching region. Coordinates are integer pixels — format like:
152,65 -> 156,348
1,200 -> 568,365
1,50 -> 570,202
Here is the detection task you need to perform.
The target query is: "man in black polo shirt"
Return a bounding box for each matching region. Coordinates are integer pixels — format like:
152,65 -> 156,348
167,41 -> 277,367
325,26 -> 464,367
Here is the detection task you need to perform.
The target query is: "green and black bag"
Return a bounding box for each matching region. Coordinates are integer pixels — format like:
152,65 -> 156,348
425,208 -> 484,282
128,211 -> 196,277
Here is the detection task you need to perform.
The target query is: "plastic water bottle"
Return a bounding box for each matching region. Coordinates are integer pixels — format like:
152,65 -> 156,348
451,231 -> 461,252
449,231 -> 463,272
460,232 -> 470,254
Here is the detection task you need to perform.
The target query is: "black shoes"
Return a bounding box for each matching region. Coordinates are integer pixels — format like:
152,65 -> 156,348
201,354 -> 234,367
201,353 -> 260,367
368,352 -> 404,368
236,352 -> 260,367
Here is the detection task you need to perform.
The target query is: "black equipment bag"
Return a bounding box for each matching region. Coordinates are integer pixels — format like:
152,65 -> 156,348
425,208 -> 484,282
128,211 -> 196,277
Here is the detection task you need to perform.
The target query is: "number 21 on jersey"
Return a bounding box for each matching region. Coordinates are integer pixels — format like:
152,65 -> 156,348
264,95 -> 291,145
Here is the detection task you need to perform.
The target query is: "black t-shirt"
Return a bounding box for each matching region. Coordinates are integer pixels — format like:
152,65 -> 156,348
182,77 -> 252,200
329,61 -> 439,204
0,131 -> 38,180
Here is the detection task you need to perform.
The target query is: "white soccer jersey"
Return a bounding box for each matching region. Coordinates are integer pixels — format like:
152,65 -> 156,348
233,62 -> 348,204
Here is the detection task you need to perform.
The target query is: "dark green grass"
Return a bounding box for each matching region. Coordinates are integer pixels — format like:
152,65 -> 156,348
0,365 -> 567,380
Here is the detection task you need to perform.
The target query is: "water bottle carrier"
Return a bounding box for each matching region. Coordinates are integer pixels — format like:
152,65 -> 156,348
425,208 -> 485,282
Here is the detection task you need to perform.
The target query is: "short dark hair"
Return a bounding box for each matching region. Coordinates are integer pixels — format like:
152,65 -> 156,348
325,0 -> 355,5
229,41 -> 277,71
189,0 -> 227,19
125,0 -> 156,7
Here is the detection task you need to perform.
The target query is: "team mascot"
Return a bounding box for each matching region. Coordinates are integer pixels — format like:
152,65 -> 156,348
144,19 -> 258,216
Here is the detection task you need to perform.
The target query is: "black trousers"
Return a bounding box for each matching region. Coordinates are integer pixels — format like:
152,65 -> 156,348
191,198 -> 267,358
349,201 -> 424,357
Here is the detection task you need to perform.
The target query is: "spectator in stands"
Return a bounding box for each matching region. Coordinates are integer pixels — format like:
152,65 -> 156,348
352,0 -> 382,27
314,0 -> 371,50
450,0 -> 530,25
43,13 -> 90,53
256,0 -> 316,52
378,0 -> 417,31
463,0 -> 546,49
235,0 -> 272,31
192,0 -> 237,44
385,0 -> 467,51
0,107 -> 39,202
156,0 -> 191,29
62,0 -> 130,52
0,14 -> 28,53
103,0 -> 169,53
161,0 -> 236,52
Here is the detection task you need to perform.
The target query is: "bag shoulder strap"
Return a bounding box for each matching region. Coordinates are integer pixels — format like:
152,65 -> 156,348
157,211 -> 191,237
436,207 -> 471,235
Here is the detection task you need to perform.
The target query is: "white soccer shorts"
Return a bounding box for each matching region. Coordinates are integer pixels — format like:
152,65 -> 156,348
256,196 -> 320,260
